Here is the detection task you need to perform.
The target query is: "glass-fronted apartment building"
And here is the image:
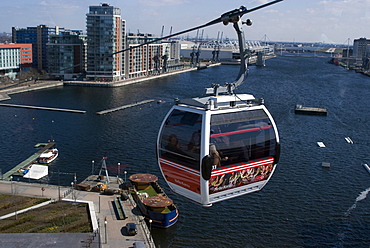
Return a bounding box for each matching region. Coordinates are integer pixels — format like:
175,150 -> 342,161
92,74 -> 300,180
86,3 -> 124,81
47,31 -> 87,80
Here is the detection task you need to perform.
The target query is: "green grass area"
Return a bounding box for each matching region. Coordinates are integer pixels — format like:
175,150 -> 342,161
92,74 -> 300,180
0,194 -> 92,233
138,186 -> 157,196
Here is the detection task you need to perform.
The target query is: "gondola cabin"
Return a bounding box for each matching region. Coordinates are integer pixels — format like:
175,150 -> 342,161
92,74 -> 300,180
157,93 -> 280,206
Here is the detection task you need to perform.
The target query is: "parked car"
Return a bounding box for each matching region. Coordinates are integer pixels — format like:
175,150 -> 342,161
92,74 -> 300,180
126,223 -> 138,236
133,241 -> 146,248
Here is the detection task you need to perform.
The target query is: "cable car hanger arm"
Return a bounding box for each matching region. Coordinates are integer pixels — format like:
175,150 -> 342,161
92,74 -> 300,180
4,0 -> 282,91
112,0 -> 283,56
113,1 -> 283,96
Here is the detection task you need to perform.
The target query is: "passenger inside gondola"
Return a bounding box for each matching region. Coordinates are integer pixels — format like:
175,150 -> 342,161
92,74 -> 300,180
209,112 -> 276,168
187,130 -> 200,154
165,134 -> 186,157
209,143 -> 224,169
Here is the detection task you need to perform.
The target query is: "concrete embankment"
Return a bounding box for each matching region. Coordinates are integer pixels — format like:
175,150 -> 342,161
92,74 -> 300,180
0,63 -> 221,101
0,81 -> 64,101
64,66 -> 202,87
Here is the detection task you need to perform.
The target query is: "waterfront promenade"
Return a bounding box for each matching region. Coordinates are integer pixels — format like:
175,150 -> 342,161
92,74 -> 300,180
0,65 -> 206,102
0,177 -> 155,248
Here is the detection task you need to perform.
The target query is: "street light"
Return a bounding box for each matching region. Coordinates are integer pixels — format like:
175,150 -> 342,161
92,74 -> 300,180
124,171 -> 127,187
117,163 -> 120,183
71,182 -> 75,202
104,217 -> 108,244
91,160 -> 95,176
149,219 -> 152,232
9,176 -> 13,194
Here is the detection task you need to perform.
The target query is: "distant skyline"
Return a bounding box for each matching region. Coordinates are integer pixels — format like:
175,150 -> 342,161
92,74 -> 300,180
2,0 -> 370,44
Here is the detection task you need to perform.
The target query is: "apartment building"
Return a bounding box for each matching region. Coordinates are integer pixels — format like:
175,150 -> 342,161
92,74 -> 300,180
0,43 -> 32,80
47,31 -> 87,80
12,25 -> 64,71
86,3 -> 124,81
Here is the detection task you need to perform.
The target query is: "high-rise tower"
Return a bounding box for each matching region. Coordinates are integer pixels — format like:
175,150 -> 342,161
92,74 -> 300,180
86,3 -> 123,81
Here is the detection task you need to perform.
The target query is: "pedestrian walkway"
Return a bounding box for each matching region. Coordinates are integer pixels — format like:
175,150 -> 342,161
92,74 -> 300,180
0,177 -> 155,248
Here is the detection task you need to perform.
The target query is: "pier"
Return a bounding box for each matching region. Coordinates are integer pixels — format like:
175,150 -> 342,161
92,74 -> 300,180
96,99 -> 154,115
2,142 -> 55,180
0,103 -> 86,114
294,105 -> 327,116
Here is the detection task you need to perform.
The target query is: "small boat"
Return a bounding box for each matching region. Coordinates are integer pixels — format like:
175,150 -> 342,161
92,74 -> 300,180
363,164 -> 370,174
38,148 -> 58,164
295,105 -> 327,116
129,173 -> 178,228
345,137 -> 354,144
317,142 -> 326,148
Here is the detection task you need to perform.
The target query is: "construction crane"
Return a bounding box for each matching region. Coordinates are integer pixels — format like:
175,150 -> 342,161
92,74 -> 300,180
195,29 -> 204,67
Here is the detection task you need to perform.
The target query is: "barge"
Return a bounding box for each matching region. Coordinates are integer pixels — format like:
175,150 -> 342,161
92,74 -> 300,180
129,173 -> 178,228
295,105 -> 327,116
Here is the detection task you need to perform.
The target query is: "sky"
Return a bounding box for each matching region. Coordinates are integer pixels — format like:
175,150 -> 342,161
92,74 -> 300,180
2,0 -> 370,44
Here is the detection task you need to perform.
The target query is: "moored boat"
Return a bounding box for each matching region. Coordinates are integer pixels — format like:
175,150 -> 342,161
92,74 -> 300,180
129,173 -> 178,228
38,148 -> 58,164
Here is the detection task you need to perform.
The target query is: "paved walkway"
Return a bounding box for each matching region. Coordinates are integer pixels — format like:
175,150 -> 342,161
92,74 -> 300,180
0,178 -> 155,248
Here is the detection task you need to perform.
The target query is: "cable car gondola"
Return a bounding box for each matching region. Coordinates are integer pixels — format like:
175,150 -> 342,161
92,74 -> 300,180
157,1 -> 282,206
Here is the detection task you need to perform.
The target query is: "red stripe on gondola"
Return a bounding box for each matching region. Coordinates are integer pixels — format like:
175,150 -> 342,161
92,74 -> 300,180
210,125 -> 272,138
159,157 -> 201,193
211,158 -> 274,177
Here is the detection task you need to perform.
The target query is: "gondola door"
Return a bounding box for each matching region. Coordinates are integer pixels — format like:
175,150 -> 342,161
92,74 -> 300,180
206,105 -> 280,205
157,105 -> 209,205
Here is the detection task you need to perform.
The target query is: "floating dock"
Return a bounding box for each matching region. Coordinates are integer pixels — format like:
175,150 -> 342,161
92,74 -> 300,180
2,142 -> 55,180
295,105 -> 327,116
96,99 -> 154,115
0,103 -> 86,114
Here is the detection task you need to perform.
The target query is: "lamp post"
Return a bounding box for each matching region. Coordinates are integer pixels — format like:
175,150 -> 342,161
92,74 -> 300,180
104,217 -> 107,244
97,219 -> 101,248
91,160 -> 95,176
10,176 -> 13,194
124,171 -> 127,187
74,173 -> 77,188
149,219 -> 152,233
58,170 -> 61,201
117,163 -> 120,183
71,182 -> 74,202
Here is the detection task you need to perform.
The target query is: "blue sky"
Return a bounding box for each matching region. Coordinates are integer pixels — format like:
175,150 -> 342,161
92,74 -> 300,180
3,0 -> 370,44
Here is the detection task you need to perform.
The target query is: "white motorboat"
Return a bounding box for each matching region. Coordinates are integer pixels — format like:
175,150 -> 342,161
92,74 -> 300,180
38,148 -> 58,164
